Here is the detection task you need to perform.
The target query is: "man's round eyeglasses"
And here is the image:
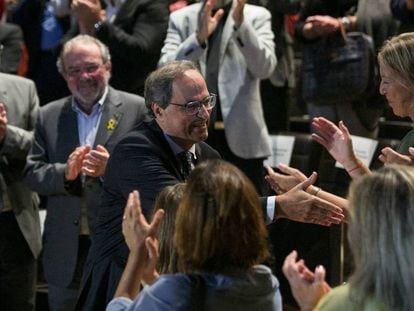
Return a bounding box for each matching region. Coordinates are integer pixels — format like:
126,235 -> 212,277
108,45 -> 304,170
66,63 -> 104,78
169,93 -> 217,115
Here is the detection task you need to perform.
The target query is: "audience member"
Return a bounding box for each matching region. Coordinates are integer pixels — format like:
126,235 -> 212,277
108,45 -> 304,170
311,32 -> 414,178
158,0 -> 277,194
391,0 -> 414,33
23,34 -> 148,311
76,60 -> 344,310
75,59 -> 221,310
249,0 -> 301,133
0,22 -> 23,74
152,183 -> 185,276
0,72 -> 41,311
295,0 -> 397,138
8,0 -> 72,105
108,159 -> 282,310
283,165 -> 414,310
68,0 -> 169,95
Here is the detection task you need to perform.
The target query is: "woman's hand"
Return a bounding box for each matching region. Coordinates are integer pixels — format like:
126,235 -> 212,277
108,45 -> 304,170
312,118 -> 359,168
283,250 -> 331,311
379,147 -> 414,166
122,190 -> 164,252
265,164 -> 307,194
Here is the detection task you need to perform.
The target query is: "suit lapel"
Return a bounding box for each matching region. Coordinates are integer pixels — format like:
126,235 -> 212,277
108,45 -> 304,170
220,10 -> 235,65
148,121 -> 185,180
59,98 -> 80,153
94,88 -> 124,148
0,76 -> 8,103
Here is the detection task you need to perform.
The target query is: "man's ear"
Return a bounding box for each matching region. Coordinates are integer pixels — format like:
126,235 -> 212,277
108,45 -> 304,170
151,102 -> 163,118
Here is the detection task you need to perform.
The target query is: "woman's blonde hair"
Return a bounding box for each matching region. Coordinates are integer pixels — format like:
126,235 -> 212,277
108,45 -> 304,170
378,32 -> 414,91
153,183 -> 186,274
347,165 -> 414,310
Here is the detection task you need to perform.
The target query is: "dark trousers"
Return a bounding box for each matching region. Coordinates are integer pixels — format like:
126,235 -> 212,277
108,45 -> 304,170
0,211 -> 37,311
260,79 -> 289,134
206,129 -> 265,195
47,235 -> 90,311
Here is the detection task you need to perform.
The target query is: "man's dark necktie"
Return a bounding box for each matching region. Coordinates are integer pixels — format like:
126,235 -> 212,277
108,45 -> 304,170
177,151 -> 194,180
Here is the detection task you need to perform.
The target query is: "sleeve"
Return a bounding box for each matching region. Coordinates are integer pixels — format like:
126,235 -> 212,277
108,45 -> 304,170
158,10 -> 206,66
0,80 -> 39,160
259,196 -> 275,224
294,0 -> 314,42
23,109 -> 70,196
0,23 -> 24,74
106,297 -> 133,311
96,0 -> 169,65
231,7 -> 276,79
102,136 -> 180,218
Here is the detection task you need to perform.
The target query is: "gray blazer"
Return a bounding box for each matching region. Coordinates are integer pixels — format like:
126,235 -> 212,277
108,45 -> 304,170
158,3 -> 276,159
24,87 -> 148,287
0,72 -> 41,259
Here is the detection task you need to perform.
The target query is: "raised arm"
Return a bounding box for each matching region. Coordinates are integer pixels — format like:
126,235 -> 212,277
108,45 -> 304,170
379,147 -> 414,166
273,172 -> 345,226
266,164 -> 348,213
113,190 -> 164,300
311,117 -> 371,179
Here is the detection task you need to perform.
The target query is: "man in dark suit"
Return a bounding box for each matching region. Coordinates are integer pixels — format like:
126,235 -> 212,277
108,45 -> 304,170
75,60 -> 220,310
0,72 -> 41,311
69,0 -> 169,95
24,34 -> 148,311
76,60 -> 345,310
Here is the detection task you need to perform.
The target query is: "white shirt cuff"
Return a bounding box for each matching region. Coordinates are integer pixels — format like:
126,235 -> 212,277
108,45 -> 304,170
266,196 -> 276,224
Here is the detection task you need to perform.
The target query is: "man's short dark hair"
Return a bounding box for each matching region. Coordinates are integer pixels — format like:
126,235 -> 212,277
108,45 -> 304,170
144,60 -> 200,117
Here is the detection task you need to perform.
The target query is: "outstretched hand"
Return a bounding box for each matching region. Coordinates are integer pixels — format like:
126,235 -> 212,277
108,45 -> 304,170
379,147 -> 414,166
265,163 -> 307,194
276,172 -> 344,226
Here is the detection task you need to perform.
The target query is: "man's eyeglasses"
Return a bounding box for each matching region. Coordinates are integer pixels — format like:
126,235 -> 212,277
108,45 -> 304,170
169,93 -> 217,115
66,63 -> 104,78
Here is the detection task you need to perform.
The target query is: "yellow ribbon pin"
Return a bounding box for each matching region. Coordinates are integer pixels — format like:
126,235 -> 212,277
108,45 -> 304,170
107,118 -> 116,130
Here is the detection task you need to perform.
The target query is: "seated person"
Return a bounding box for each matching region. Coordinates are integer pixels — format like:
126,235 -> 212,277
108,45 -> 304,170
150,183 -> 185,277
283,165 -> 414,310
107,159 -> 282,310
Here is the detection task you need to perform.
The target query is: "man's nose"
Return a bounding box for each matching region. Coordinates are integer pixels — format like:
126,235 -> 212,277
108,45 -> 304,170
196,105 -> 211,119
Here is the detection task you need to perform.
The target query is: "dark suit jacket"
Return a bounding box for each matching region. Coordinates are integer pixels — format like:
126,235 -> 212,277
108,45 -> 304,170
24,87 -> 148,287
0,23 -> 24,74
0,73 -> 41,259
65,0 -> 169,95
76,120 -> 220,310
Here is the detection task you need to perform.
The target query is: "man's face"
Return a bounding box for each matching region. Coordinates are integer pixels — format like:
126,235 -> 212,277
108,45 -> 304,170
63,41 -> 111,111
156,70 -> 211,149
